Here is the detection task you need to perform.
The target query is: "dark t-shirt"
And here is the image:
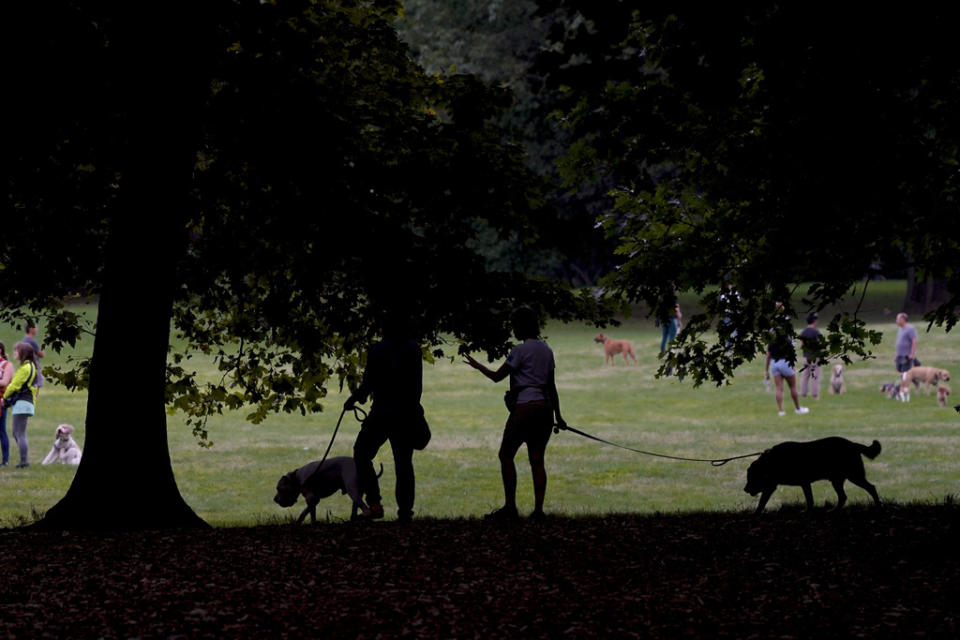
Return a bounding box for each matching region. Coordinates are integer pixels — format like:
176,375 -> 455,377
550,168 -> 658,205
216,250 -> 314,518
358,339 -> 422,413
768,323 -> 796,365
799,327 -> 823,359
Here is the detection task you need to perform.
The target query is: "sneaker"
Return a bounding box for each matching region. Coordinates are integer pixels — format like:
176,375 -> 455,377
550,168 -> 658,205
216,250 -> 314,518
15,463 -> 29,469
529,510 -> 546,521
484,505 -> 519,521
796,407 -> 810,415
778,410 -> 786,417
398,510 -> 414,523
358,503 -> 384,520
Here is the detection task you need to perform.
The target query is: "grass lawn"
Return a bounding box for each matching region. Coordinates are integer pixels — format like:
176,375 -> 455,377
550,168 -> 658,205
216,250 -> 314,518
1,281 -> 957,527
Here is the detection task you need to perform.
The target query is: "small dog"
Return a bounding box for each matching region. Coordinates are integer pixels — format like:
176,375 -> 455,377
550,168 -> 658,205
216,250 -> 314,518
880,382 -> 908,402
274,456 -> 379,524
901,366 -> 951,395
594,333 -> 638,365
937,384 -> 951,407
829,364 -> 846,394
744,437 -> 882,513
41,424 -> 82,465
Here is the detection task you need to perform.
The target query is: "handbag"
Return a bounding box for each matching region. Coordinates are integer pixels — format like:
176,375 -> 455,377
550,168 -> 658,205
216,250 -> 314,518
503,384 -> 549,412
408,411 -> 432,451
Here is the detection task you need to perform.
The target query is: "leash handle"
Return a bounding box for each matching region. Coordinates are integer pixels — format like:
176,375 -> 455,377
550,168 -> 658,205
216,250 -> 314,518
554,423 -> 761,466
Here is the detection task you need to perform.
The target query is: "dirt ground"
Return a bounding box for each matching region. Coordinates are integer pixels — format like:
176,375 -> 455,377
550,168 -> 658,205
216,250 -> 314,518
1,505 -> 957,638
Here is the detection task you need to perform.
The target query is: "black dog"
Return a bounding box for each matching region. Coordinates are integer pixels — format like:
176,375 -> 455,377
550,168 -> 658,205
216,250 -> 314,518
744,437 -> 882,513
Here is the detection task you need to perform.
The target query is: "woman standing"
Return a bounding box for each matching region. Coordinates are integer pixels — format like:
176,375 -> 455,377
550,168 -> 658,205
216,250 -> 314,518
465,306 -> 566,520
0,342 -> 13,467
3,342 -> 40,468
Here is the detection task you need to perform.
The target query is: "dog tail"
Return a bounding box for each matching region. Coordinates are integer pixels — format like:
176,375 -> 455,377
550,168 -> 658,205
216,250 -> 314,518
860,440 -> 882,460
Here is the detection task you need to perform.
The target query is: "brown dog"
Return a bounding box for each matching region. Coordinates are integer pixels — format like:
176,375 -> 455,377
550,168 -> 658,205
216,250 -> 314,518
938,384 -> 951,407
901,366 -> 951,396
594,333 -> 638,365
744,437 -> 882,513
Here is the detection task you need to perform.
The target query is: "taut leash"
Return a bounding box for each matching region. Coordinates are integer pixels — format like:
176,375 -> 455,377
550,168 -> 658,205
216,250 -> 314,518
555,423 -> 762,467
316,405 -> 368,468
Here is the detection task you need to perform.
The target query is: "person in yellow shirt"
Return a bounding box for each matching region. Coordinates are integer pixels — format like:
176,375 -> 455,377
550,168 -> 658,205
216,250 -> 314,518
2,342 -> 40,468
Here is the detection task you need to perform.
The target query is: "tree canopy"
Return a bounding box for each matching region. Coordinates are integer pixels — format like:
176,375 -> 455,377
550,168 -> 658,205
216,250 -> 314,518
536,2 -> 960,384
1,0 -> 611,528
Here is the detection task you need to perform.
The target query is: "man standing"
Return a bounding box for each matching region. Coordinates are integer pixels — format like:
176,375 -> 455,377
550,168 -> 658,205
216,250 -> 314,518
895,312 -> 919,376
346,315 -> 428,523
799,313 -> 823,399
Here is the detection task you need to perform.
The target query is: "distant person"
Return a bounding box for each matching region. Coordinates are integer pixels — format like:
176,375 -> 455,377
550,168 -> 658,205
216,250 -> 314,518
464,306 -> 566,520
659,300 -> 682,376
719,283 -> 740,346
0,342 -> 12,467
799,313 -> 823,399
764,317 -> 809,417
3,342 -> 41,468
895,312 -> 920,376
22,321 -> 44,391
659,302 -> 683,353
345,316 -> 429,523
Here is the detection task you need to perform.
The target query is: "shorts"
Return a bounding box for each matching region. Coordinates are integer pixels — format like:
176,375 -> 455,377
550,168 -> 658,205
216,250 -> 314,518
895,356 -> 920,373
501,401 -> 553,454
769,359 -> 795,378
11,400 -> 34,416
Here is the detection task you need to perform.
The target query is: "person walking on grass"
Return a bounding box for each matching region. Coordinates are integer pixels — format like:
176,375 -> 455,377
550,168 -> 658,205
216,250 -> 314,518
799,313 -> 823,399
895,312 -> 920,377
464,306 -> 567,520
0,342 -> 12,467
346,314 -> 430,523
765,316 -> 809,417
3,342 -> 40,468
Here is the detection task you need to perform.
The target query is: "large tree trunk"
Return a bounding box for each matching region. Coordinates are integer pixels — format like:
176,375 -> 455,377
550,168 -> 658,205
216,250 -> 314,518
903,267 -> 952,317
33,8 -> 211,530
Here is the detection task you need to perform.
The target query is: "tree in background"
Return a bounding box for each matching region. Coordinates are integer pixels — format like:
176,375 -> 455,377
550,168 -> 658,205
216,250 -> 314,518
1,0 -> 611,530
536,2 -> 960,384
398,0 -> 617,285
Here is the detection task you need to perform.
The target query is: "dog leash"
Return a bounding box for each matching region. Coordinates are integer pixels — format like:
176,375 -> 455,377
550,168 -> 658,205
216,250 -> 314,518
316,405 -> 368,468
554,423 -> 762,466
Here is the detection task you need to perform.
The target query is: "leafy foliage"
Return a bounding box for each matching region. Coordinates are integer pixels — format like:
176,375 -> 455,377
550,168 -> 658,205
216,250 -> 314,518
398,0 -> 618,285
537,2 -> 960,384
1,0 -> 613,444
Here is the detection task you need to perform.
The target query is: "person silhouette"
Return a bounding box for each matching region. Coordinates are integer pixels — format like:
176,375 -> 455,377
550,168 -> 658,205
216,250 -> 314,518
346,313 -> 428,522
465,306 -> 566,520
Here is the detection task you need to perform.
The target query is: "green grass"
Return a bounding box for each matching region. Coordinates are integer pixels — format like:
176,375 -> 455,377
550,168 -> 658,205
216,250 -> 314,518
1,282 -> 957,526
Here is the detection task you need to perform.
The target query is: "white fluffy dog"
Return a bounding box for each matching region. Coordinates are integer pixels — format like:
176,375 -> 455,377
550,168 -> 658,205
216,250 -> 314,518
830,364 -> 846,394
41,424 -> 83,465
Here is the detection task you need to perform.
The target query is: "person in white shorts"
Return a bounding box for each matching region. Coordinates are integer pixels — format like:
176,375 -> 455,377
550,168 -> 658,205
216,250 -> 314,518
465,306 -> 566,520
765,323 -> 809,417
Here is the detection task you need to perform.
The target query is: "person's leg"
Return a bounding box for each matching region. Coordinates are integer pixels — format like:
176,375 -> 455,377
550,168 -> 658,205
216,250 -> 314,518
389,436 -> 415,521
353,420 -> 389,512
496,415 -> 524,514
12,414 -> 28,467
660,324 -> 669,353
810,361 -> 821,399
800,361 -> 811,397
786,375 -> 801,410
526,405 -> 553,517
774,374 -> 785,412
0,406 -> 9,465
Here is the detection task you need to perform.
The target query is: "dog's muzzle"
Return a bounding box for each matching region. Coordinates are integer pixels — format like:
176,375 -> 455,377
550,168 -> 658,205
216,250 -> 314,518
274,492 -> 298,508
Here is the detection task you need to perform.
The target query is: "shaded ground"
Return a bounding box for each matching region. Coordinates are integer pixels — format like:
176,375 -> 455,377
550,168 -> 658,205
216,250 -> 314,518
1,505 -> 957,638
